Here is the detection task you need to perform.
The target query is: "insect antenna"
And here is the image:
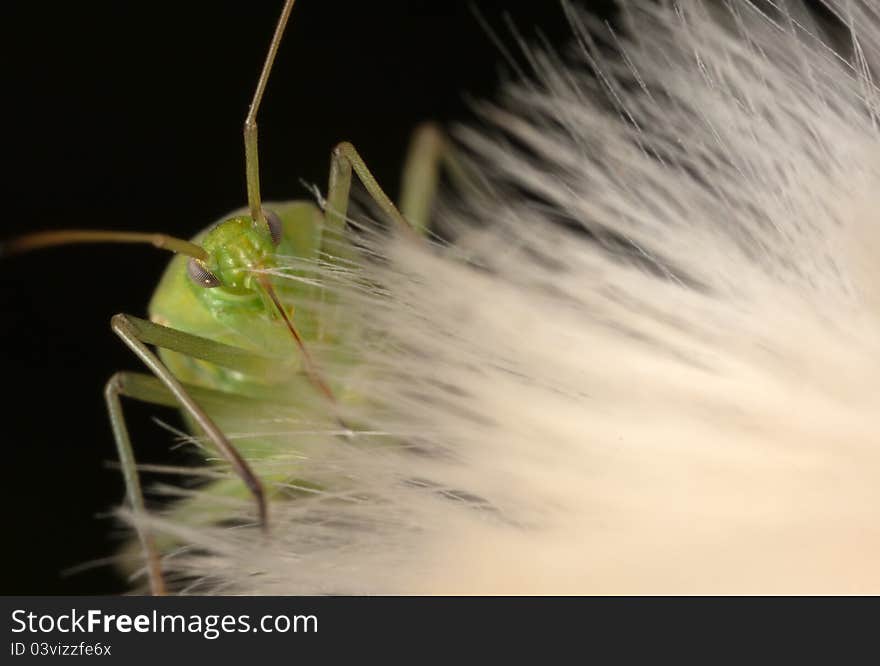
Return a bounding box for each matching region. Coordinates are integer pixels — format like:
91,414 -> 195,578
1,230 -> 208,259
244,0 -> 297,227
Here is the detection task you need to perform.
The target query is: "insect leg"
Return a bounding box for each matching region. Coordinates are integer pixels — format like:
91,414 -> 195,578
398,122 -> 480,234
109,314 -> 268,535
325,141 -> 416,236
104,373 -> 167,595
114,315 -> 282,378
325,127 -> 483,237
105,369 -> 285,595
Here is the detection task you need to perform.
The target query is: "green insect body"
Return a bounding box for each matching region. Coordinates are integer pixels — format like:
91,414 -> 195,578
143,196 -> 382,541
3,0 -> 455,595
150,202 -> 327,396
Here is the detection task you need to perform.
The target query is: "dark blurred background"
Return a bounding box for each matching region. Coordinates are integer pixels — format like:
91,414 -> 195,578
0,0 -> 615,594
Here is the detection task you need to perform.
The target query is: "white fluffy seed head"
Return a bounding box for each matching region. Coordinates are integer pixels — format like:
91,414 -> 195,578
138,0 -> 880,594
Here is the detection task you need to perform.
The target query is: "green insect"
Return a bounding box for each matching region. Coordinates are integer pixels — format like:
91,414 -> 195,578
3,0 -> 463,595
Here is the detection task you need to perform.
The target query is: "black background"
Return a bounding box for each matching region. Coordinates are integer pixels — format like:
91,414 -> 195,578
0,1 -> 615,594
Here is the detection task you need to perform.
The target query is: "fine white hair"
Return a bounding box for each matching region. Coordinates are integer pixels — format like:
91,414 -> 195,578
143,0 -> 880,594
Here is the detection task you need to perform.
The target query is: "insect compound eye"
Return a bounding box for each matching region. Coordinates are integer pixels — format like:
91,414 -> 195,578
187,258 -> 222,288
264,209 -> 283,246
